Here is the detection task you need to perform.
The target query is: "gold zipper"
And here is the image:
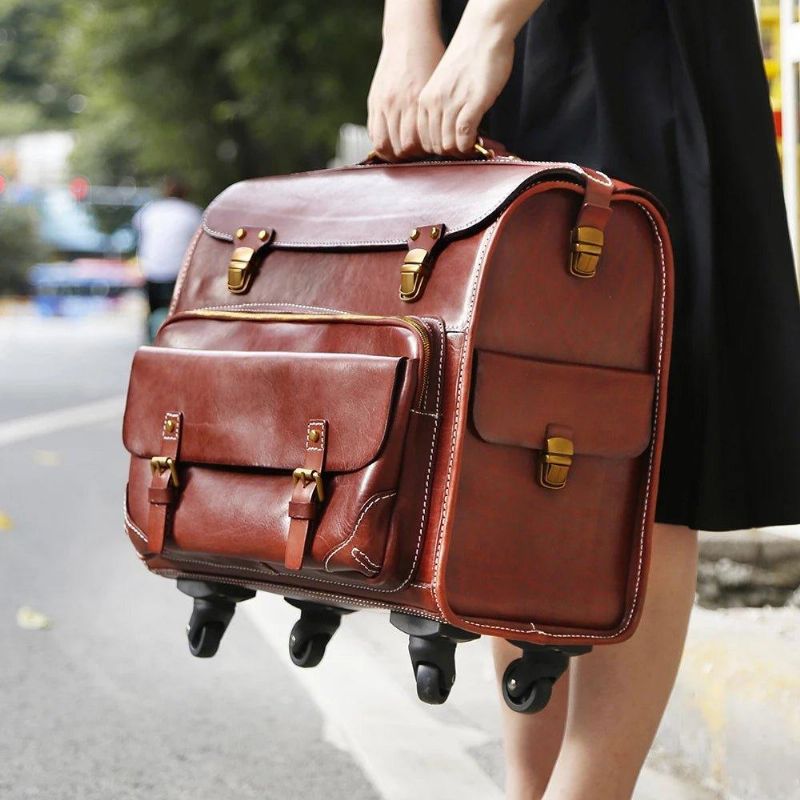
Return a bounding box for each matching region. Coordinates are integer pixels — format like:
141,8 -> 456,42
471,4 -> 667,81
176,309 -> 433,409
400,316 -> 431,406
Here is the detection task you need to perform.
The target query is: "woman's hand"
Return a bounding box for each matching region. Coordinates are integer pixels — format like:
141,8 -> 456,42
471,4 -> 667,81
368,0 -> 543,159
367,14 -> 445,161
417,17 -> 515,156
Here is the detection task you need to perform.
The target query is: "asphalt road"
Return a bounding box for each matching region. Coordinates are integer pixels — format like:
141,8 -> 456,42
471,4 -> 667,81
0,303 -> 712,800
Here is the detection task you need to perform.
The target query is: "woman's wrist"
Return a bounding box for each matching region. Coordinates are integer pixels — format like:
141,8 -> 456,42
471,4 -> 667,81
381,0 -> 441,44
458,0 -> 544,45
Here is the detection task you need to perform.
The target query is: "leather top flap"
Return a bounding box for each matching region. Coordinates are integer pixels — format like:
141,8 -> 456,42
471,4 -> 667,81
123,346 -> 411,473
472,351 -> 655,458
202,161 -> 595,249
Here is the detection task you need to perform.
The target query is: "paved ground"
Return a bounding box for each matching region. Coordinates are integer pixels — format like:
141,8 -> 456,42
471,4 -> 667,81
0,303 -> 713,800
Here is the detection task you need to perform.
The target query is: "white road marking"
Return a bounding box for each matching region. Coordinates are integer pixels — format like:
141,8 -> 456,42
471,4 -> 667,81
0,395 -> 125,447
243,595 -> 503,800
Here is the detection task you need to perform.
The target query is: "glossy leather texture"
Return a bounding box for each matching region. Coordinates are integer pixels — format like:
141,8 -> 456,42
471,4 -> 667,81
122,156 -> 674,646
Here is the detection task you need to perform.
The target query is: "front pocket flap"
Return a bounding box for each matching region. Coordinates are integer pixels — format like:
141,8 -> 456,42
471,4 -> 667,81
472,351 -> 655,458
123,347 -> 411,472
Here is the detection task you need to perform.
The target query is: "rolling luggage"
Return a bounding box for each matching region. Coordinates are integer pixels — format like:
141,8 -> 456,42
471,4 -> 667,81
122,144 -> 674,713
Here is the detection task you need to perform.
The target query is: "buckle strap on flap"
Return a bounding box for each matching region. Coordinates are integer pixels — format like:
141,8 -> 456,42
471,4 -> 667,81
569,170 -> 613,279
285,420 -> 328,570
227,225 -> 275,294
400,224 -> 446,302
146,412 -> 182,554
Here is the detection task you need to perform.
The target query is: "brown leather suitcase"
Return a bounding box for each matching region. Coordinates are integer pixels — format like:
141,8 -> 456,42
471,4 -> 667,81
122,147 -> 674,713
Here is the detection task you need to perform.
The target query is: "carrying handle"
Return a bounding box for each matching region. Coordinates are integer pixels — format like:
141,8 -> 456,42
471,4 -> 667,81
363,136 -> 517,165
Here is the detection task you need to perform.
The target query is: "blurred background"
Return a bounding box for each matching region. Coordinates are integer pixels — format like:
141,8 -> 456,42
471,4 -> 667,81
1,2 -> 799,799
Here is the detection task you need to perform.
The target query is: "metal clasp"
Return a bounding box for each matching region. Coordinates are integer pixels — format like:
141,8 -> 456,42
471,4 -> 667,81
569,226 -> 604,278
150,456 -> 180,487
400,248 -> 429,302
227,246 -> 256,294
538,437 -> 574,490
292,467 -> 325,501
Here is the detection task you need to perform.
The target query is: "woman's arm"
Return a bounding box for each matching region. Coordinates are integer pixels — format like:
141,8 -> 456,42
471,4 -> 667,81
367,1 -> 445,160
417,0 -> 545,155
368,0 -> 546,159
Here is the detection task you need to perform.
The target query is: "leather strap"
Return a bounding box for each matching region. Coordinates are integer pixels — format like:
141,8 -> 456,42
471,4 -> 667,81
145,411 -> 182,554
578,169 -> 613,232
285,420 -> 328,570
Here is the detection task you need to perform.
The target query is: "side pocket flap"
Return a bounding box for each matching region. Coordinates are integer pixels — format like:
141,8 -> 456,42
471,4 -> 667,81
472,351 -> 655,458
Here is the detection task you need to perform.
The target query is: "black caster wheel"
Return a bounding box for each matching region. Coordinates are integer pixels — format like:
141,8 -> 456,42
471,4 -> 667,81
187,620 -> 226,658
502,660 -> 554,714
285,599 -> 353,669
289,625 -> 331,668
414,663 -> 451,705
177,580 -> 255,660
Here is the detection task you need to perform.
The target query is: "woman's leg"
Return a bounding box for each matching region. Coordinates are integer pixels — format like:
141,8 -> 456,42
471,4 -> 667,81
492,638 -> 569,800
494,522 -> 698,800
542,522 -> 698,800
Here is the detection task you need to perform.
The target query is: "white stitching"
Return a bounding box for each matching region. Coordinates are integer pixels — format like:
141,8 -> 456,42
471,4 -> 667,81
306,420 -> 325,452
200,163 -> 599,248
351,549 -> 379,575
123,498 -> 148,543
151,569 -> 446,622
429,224 -> 497,618
168,227 -> 203,316
437,202 -> 667,640
195,301 -> 348,314
352,548 -> 381,571
410,409 -> 440,419
161,412 -> 180,441
165,554 -> 276,577
322,491 -> 397,571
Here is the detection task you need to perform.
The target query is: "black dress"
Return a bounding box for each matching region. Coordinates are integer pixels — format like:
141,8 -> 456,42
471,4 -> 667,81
442,0 -> 800,532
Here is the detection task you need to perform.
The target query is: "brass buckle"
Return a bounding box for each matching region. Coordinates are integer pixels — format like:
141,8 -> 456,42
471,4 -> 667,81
292,467 -> 325,502
150,456 -> 180,487
227,246 -> 256,294
400,248 -> 429,302
538,437 -> 574,490
569,226 -> 604,278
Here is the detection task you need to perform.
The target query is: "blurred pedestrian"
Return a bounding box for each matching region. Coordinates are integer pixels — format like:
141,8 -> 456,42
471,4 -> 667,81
369,1 -> 800,799
133,176 -> 202,335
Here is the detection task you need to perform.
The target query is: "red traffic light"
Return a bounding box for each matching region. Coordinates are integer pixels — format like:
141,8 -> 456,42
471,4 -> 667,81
69,176 -> 90,202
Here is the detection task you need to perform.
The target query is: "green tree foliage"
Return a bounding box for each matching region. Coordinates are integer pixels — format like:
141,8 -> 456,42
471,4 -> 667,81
62,1 -> 382,202
0,0 -> 75,135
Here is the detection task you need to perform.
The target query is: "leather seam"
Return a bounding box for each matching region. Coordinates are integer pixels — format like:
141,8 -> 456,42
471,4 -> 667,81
351,548 -> 380,576
321,491 -> 397,572
151,569 -> 446,622
351,547 -> 381,571
123,497 -> 148,543
164,555 -> 277,577
194,301 -> 349,315
429,223 -> 497,618
168,227 -> 203,316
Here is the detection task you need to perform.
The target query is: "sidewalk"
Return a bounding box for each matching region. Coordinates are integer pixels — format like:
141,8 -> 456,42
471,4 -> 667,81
654,606 -> 800,799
